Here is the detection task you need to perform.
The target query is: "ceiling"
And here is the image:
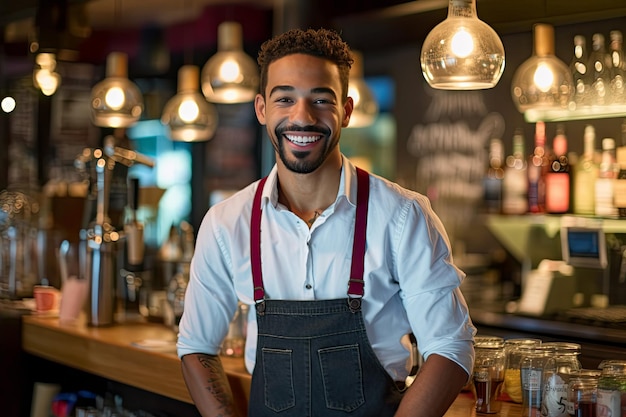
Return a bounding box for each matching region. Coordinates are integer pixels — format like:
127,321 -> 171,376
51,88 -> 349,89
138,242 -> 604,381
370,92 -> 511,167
2,0 -> 626,54
2,0 -> 276,43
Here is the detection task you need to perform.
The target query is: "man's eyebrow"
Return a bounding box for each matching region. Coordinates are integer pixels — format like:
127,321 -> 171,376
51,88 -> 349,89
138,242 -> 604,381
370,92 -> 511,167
311,87 -> 337,99
269,85 -> 294,96
268,85 -> 337,100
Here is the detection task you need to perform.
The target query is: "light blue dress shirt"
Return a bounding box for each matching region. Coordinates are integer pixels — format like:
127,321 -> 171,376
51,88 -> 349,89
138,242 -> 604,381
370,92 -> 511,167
177,156 -> 476,381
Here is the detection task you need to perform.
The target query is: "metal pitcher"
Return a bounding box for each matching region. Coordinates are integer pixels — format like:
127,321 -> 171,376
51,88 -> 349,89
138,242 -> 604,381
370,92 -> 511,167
84,225 -> 120,326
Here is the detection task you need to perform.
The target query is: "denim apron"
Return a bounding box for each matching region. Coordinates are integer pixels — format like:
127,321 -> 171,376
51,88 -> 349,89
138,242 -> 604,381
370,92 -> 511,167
248,168 -> 404,417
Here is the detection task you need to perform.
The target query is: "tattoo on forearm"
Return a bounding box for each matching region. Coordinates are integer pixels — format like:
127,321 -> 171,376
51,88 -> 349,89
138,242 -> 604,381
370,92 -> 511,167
197,355 -> 235,416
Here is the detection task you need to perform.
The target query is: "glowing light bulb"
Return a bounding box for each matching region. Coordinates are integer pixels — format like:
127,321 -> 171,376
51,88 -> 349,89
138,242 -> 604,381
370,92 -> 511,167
219,59 -> 243,83
451,29 -> 474,58
178,99 -> 200,123
105,86 -> 125,110
533,63 -> 555,92
1,96 -> 16,113
35,69 -> 60,96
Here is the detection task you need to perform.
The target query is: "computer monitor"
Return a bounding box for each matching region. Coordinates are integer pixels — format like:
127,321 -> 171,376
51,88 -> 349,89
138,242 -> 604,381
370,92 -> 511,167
560,226 -> 607,269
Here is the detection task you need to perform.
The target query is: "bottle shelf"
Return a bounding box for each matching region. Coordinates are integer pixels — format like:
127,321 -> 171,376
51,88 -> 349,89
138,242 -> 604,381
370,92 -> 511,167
524,105 -> 626,123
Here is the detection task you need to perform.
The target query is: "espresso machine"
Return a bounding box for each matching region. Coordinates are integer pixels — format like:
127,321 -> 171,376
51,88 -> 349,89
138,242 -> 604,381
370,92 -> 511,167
75,136 -> 154,326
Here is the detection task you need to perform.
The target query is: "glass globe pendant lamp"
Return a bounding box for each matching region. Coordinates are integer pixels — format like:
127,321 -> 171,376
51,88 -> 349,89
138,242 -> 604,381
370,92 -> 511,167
420,0 -> 505,90
201,21 -> 259,103
33,53 -> 61,96
161,65 -> 219,142
511,23 -> 573,113
90,52 -> 144,128
347,51 -> 379,128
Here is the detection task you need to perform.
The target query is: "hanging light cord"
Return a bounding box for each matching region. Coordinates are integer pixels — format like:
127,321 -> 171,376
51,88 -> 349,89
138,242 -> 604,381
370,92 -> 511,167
184,0 -> 193,65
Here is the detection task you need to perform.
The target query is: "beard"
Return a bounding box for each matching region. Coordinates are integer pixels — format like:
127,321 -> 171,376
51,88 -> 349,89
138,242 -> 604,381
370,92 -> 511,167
274,125 -> 334,174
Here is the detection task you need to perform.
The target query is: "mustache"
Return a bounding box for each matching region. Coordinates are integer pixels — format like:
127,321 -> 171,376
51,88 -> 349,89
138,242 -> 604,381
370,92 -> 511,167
276,125 -> 330,136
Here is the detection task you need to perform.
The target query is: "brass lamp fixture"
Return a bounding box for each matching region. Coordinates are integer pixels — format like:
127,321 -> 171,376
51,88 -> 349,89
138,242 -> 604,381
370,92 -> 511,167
90,52 -> 144,128
201,21 -> 259,103
420,0 -> 505,90
511,23 -> 573,114
161,65 -> 219,142
347,51 -> 379,128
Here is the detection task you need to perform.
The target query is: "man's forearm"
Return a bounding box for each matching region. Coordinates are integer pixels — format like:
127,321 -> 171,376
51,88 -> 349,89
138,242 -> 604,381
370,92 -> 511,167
181,353 -> 241,417
395,354 -> 469,417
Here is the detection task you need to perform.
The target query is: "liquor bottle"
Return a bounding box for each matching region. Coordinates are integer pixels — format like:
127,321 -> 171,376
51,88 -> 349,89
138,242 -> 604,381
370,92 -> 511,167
483,137 -> 504,213
528,121 -> 548,213
570,35 -> 591,108
502,129 -> 528,215
609,30 -> 626,105
589,33 -> 612,106
613,146 -> 626,218
573,125 -> 599,215
613,120 -> 626,218
595,137 -> 618,217
544,125 -> 570,214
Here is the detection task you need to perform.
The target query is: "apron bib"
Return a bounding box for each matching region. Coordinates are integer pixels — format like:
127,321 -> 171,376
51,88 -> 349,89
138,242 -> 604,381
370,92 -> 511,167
248,168 -> 403,417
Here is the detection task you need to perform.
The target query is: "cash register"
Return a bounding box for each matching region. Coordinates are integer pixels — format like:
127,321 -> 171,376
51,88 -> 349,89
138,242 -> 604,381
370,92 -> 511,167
557,221 -> 626,327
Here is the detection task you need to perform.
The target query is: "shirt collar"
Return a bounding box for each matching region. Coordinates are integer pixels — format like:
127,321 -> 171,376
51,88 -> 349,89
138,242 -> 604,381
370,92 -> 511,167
261,155 -> 359,210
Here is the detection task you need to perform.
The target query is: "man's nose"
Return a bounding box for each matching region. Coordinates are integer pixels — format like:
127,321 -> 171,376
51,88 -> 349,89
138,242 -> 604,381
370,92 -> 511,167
289,100 -> 316,125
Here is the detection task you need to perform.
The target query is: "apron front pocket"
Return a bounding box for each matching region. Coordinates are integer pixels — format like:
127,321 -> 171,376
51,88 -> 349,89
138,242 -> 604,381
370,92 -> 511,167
261,347 -> 296,412
318,344 -> 365,412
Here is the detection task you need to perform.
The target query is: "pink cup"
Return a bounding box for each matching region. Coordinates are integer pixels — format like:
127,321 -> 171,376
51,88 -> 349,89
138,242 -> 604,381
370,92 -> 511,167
59,278 -> 89,324
33,285 -> 61,314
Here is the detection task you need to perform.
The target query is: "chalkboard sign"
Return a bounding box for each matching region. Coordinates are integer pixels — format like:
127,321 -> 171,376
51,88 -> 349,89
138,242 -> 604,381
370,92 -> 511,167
407,88 -> 504,246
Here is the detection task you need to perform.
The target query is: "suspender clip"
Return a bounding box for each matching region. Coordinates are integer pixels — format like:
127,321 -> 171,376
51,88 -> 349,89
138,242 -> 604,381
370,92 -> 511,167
255,299 -> 266,315
348,297 -> 361,313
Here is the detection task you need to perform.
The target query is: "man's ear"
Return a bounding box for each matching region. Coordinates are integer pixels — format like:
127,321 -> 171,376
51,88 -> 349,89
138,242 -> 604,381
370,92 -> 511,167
342,96 -> 354,128
254,94 -> 266,125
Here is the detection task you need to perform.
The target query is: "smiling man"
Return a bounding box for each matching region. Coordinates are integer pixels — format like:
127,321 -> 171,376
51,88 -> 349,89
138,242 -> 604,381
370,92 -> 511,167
177,28 -> 476,417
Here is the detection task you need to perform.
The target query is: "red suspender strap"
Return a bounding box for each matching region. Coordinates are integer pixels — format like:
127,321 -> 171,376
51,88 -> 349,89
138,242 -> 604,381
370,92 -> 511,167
251,177 -> 268,303
348,167 -> 370,299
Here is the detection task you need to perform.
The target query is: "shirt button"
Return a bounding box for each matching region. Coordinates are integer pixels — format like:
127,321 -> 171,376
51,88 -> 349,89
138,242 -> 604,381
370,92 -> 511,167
305,284 -> 312,290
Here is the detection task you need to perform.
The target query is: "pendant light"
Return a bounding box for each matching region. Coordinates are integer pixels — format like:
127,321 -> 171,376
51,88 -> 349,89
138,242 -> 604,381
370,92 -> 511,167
420,0 -> 505,90
90,51 -> 144,128
161,65 -> 219,142
347,51 -> 379,128
201,21 -> 259,103
511,23 -> 573,114
33,53 -> 61,96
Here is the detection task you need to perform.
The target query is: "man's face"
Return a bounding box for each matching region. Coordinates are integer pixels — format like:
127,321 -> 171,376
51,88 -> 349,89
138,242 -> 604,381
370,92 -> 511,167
254,53 -> 353,174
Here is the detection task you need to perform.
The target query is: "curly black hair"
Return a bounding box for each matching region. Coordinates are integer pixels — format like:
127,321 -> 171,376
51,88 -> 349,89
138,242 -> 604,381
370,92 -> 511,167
257,28 -> 354,101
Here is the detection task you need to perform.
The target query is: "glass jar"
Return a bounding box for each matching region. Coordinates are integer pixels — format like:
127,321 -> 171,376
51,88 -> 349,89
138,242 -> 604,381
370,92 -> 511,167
542,342 -> 582,417
462,336 -> 504,392
567,370 -> 601,417
597,359 -> 626,417
521,345 -> 555,417
503,338 -> 543,403
473,337 -> 506,414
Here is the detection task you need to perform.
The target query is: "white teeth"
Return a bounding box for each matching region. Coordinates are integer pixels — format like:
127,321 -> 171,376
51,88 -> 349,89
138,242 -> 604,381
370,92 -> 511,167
285,134 -> 321,145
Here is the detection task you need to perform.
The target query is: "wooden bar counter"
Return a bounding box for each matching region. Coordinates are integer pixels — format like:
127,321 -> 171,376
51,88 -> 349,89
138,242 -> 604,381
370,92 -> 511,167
21,314 -> 522,416
21,314 -> 251,410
